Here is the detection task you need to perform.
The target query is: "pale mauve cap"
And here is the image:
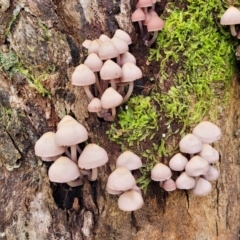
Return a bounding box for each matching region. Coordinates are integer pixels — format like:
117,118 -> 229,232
169,153 -> 188,171
162,179 -> 177,191
116,151 -> 142,170
100,60 -> 122,80
132,8 -> 145,22
98,41 -> 119,60
88,39 -> 102,55
119,52 -> 136,66
121,62 -> 142,83
147,16 -> 164,32
99,34 -> 111,42
192,121 -> 221,144
192,177 -> 212,196
179,133 -> 203,154
101,87 -> 123,109
113,29 -> 132,45
202,166 -> 219,181
175,172 -> 196,189
198,144 -> 219,163
111,37 -> 129,55
137,0 -> 153,8
78,143 -> 108,169
84,53 -> 103,72
55,120 -> 88,146
185,156 -> 210,177
106,185 -> 122,195
35,132 -> 66,159
107,167 -> 136,191
88,98 -> 102,113
57,115 -> 78,130
48,156 -> 80,183
118,190 -> 144,211
220,6 -> 240,25
151,163 -> 172,181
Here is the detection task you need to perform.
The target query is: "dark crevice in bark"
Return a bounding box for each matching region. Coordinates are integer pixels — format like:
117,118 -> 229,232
130,211 -> 139,232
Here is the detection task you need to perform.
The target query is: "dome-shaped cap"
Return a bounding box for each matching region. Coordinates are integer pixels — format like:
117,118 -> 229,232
98,41 -> 119,60
116,151 -> 142,170
84,53 -> 103,72
107,167 -> 136,191
113,29 -> 132,45
185,156 -> 210,177
151,163 -> 172,181
198,144 -> 219,163
175,172 -> 196,189
48,156 -> 80,183
111,37 -> 129,55
161,179 -> 176,191
71,64 -> 96,86
169,153 -> 188,171
55,120 -> 88,146
202,166 -> 219,181
88,39 -> 102,55
106,185 -> 123,195
137,0 -> 153,8
192,177 -> 212,196
101,87 -> 123,109
119,52 -> 136,66
220,6 -> 240,25
35,132 -> 66,158
82,39 -> 92,49
78,143 -> 108,169
88,98 -> 102,112
100,60 -> 122,80
179,133 -> 203,154
192,121 -> 221,144
147,16 -> 164,32
57,115 -> 78,130
132,8 -> 145,22
118,190 -> 144,211
121,62 -> 142,83
99,34 -> 111,42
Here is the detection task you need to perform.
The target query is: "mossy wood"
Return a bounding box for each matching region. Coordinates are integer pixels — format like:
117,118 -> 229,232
0,0 -> 239,240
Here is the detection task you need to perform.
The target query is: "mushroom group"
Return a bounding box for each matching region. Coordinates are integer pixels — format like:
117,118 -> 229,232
34,115 -> 108,186
131,0 -> 164,46
220,6 -> 240,39
106,151 -> 144,211
72,29 -> 143,121
151,121 -> 221,196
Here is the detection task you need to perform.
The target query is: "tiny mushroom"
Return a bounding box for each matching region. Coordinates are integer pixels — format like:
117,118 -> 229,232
202,166 -> 219,181
78,143 -> 108,181
169,153 -> 188,171
132,8 -> 145,38
151,163 -> 172,182
161,179 -> 177,192
192,177 -> 212,196
116,151 -> 142,170
113,29 -> 132,45
198,144 -> 219,163
185,156 -> 210,177
179,133 -> 203,154
175,172 -> 196,190
220,6 -> 240,36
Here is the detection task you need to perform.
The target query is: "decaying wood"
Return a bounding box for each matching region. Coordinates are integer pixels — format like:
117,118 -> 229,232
0,1 -> 239,240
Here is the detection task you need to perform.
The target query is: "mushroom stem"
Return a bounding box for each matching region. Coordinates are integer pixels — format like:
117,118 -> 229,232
88,167 -> 98,181
79,168 -> 91,176
65,149 -> 71,159
230,24 -> 237,36
110,79 -> 117,90
71,145 -> 77,163
122,81 -> 134,104
147,31 -> 158,47
138,21 -> 144,38
67,177 -> 84,187
95,72 -> 103,96
76,145 -> 82,155
83,86 -> 94,100
104,107 -> 116,121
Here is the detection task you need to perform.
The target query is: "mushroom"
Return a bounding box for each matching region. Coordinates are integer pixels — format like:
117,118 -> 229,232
111,37 -> 129,65
192,177 -> 212,196
131,8 -> 145,38
119,52 -> 136,67
99,34 -> 111,42
192,121 -> 221,144
202,166 -> 219,181
161,179 -> 177,192
78,143 -> 108,181
198,144 -> 219,163
118,190 -> 144,211
146,15 -> 164,47
88,97 -> 103,118
82,39 -> 92,49
113,29 -> 132,45
55,120 -> 88,162
169,153 -> 188,171
137,0 -> 153,14
179,133 -> 203,155
151,163 -> 172,182
88,39 -> 102,55
57,115 -> 78,130
175,172 -> 196,189
34,132 -> 66,161
48,156 -> 80,183
98,41 -> 119,60
121,62 -> 143,103
185,156 -> 210,177
100,87 -> 123,121
106,167 -> 136,192
220,6 -> 240,36
71,64 -> 96,100
116,151 -> 142,170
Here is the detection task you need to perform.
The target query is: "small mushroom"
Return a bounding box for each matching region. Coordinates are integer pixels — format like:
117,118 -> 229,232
131,8 -> 145,38
175,172 -> 196,189
202,166 -> 219,181
192,177 -> 212,196
78,143 -> 108,181
113,29 -> 132,45
169,153 -> 188,171
116,151 -> 142,170
198,144 -> 219,163
151,163 -> 172,181
161,179 -> 177,192
179,133 -> 203,154
185,156 -> 210,177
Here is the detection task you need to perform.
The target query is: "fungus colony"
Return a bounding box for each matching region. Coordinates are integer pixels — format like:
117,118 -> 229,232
131,0 -> 164,47
71,29 -> 142,121
34,115 -> 108,186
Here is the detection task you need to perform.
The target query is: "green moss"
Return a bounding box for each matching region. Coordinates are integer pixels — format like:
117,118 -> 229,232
0,50 -> 50,97
107,0 -> 237,193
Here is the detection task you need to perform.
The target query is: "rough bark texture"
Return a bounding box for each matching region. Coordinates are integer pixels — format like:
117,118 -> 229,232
0,1 -> 239,240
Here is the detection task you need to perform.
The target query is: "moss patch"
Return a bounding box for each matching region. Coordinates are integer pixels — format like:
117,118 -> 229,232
107,0 -> 237,192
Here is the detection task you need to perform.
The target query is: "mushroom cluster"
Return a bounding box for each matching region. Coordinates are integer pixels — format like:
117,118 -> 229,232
71,29 -> 143,121
131,0 -> 164,47
220,6 -> 240,39
106,151 -> 144,211
34,115 -> 108,186
151,121 -> 221,196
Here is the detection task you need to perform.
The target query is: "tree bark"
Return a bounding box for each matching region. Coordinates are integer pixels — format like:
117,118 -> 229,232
0,1 -> 239,240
